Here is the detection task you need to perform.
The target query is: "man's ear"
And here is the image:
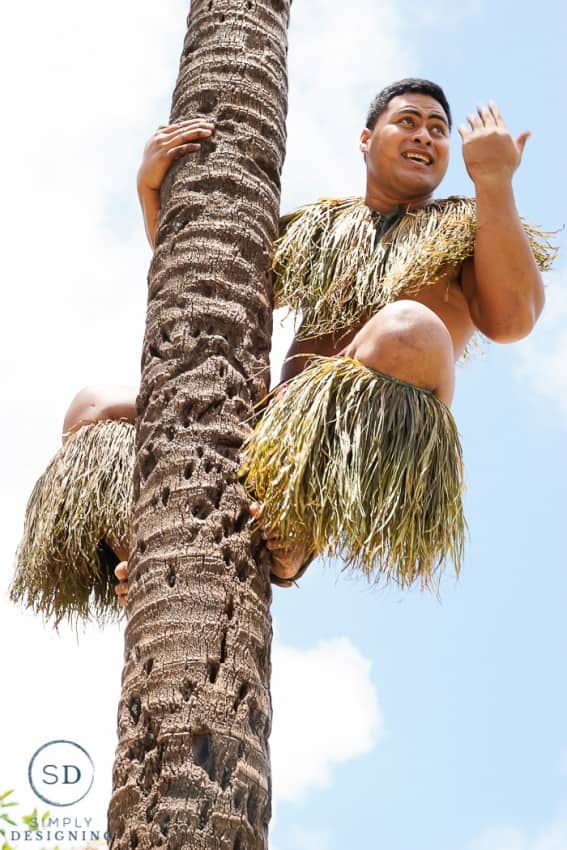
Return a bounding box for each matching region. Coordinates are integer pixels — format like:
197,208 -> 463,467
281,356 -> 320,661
359,127 -> 371,155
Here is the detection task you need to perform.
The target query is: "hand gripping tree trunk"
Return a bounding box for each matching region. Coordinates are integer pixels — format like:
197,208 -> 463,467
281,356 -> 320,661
108,2 -> 290,848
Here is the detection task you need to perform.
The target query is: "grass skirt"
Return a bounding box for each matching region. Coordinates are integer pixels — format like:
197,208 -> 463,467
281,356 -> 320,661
10,420 -> 134,627
239,356 -> 466,590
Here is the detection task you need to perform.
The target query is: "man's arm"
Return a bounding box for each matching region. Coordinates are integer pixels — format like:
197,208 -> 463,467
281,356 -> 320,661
279,324 -> 328,383
137,119 -> 215,249
137,183 -> 162,251
459,102 -> 545,343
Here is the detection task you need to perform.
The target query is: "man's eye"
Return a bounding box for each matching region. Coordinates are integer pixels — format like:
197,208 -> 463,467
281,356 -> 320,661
432,125 -> 446,135
400,117 -> 414,125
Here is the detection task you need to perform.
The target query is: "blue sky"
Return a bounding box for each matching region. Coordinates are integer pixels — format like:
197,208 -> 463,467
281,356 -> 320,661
0,1 -> 565,850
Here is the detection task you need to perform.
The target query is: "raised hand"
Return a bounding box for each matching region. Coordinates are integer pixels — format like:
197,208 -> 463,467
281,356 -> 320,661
458,102 -> 530,185
137,119 -> 215,193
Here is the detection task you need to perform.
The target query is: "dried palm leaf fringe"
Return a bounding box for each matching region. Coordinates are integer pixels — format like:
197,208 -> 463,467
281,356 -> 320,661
10,420 -> 134,628
273,196 -> 557,344
239,356 -> 466,590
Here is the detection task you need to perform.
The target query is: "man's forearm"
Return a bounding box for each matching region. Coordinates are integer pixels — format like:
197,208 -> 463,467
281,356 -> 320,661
137,181 -> 160,250
473,178 -> 545,341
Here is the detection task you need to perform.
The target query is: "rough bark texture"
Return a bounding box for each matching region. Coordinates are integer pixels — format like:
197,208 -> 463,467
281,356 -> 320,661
108,1 -> 289,848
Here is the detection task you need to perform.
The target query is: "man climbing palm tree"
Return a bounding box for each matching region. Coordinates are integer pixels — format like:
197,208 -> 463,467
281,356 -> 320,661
13,77 -> 555,617
113,77 -> 552,602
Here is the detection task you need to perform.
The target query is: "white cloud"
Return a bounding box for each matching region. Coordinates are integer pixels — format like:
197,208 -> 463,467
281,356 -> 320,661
514,269 -> 567,426
283,0 -> 414,208
270,637 -> 382,804
0,607 -> 380,839
466,819 -> 567,850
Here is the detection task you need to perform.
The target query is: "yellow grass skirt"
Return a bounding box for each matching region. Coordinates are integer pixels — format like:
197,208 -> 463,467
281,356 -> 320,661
10,421 -> 134,627
239,356 -> 466,590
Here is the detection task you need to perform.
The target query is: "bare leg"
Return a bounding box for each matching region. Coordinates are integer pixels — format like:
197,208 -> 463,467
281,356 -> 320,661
263,302 -> 456,584
340,300 -> 456,407
62,385 -> 138,444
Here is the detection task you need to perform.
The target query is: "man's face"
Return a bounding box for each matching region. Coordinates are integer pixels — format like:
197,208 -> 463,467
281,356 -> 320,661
360,93 -> 451,201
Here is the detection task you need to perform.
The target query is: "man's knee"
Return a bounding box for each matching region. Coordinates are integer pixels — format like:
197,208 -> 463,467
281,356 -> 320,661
62,385 -> 137,442
344,301 -> 455,403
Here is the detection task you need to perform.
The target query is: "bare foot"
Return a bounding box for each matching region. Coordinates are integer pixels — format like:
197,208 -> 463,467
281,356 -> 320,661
114,561 -> 128,607
249,502 -> 309,584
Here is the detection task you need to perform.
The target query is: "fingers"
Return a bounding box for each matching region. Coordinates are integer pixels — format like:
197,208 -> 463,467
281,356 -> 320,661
516,131 -> 531,156
115,561 -> 128,606
139,119 -> 215,191
152,127 -> 213,165
115,579 -> 128,607
150,121 -> 214,161
466,111 -> 483,131
167,126 -> 214,144
160,128 -> 213,156
463,101 -> 528,151
115,561 -> 128,580
168,142 -> 202,159
249,501 -> 307,579
488,101 -> 506,128
157,119 -> 215,136
249,502 -> 304,556
465,101 -> 509,131
478,104 -> 496,127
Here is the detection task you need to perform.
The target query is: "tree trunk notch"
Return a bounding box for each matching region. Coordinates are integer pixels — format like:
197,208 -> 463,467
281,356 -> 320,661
108,2 -> 290,849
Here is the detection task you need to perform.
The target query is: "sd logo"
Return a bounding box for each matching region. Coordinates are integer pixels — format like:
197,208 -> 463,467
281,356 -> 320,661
28,740 -> 94,806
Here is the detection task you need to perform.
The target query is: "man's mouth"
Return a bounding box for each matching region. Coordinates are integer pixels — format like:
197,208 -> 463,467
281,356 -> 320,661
401,150 -> 433,166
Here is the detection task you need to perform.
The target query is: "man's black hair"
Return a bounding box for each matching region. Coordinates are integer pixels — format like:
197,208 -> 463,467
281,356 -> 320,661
366,78 -> 452,130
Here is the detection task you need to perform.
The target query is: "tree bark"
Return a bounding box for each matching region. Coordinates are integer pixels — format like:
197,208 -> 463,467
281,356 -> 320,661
108,2 -> 290,848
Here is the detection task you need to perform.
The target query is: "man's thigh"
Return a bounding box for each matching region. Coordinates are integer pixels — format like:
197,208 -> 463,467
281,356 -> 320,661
63,385 -> 138,441
338,300 -> 456,406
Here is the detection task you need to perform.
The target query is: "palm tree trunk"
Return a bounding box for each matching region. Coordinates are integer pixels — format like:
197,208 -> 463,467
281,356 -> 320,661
108,2 -> 290,848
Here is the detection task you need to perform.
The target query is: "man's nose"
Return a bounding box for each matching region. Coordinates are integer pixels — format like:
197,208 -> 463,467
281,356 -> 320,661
413,128 -> 432,144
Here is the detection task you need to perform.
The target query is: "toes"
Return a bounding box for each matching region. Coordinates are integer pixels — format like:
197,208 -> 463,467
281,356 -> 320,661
115,561 -> 128,580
